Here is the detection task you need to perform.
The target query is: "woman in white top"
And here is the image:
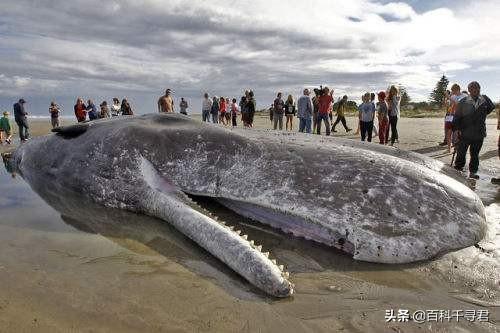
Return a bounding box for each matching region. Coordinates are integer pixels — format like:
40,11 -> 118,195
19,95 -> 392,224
111,97 -> 121,116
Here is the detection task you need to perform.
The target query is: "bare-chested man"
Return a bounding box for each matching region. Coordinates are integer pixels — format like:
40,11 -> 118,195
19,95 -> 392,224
158,88 -> 174,113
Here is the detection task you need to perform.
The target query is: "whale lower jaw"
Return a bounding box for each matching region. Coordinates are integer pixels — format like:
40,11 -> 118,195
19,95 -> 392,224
140,157 -> 294,297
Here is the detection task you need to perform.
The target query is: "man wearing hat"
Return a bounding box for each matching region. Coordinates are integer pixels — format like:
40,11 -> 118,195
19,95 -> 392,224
158,88 -> 174,113
13,98 -> 29,142
0,111 -> 12,144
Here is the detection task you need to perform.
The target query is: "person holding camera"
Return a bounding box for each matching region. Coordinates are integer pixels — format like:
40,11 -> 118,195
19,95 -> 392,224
316,87 -> 333,136
49,101 -> 60,128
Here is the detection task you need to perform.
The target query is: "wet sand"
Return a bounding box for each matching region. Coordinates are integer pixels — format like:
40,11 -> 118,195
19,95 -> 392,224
0,115 -> 499,332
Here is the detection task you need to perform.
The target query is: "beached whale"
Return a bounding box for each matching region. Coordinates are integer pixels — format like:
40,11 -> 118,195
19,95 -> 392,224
6,113 -> 486,297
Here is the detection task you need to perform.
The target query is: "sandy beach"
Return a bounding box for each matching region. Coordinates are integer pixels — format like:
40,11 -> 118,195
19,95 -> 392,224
0,114 -> 498,332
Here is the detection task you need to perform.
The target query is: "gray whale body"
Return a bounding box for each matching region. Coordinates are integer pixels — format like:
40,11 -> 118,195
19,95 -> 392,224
8,113 -> 487,297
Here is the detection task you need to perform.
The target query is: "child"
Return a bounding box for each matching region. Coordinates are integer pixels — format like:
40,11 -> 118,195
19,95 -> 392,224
377,91 -> 389,144
331,95 -> 351,133
0,111 -> 12,144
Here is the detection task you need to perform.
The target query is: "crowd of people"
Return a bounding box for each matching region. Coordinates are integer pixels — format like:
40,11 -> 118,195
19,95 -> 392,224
73,97 -> 133,124
2,81 -> 497,180
192,82 -> 495,180
43,97 -> 135,129
269,85 -> 401,146
198,90 -> 257,127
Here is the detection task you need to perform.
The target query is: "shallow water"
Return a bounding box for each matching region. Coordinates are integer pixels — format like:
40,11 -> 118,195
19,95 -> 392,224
0,160 -> 499,332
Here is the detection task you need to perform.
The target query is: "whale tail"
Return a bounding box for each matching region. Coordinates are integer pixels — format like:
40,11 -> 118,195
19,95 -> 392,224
139,157 -> 294,297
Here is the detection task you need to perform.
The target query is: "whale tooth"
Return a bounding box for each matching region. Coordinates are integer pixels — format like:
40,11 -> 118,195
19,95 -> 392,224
271,259 -> 277,265
249,240 -> 255,246
235,230 -> 241,235
278,265 -> 284,271
242,234 -> 248,240
283,271 -> 290,279
263,252 -> 269,258
229,226 -> 234,231
256,245 -> 262,251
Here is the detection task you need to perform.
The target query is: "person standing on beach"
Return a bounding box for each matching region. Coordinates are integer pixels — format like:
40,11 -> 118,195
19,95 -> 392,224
331,95 -> 351,133
284,95 -> 296,131
211,96 -> 219,123
99,101 -> 110,118
452,81 -> 495,179
87,99 -> 99,121
387,85 -> 401,145
246,91 -> 256,127
316,87 -> 333,136
312,89 -> 320,134
376,91 -> 389,144
202,93 -> 212,122
231,98 -> 239,127
74,98 -> 87,122
219,96 -> 227,126
297,89 -> 313,133
446,84 -> 467,153
370,93 -> 378,137
121,98 -> 134,115
111,98 -> 121,116
13,99 -> 29,142
49,101 -> 60,128
273,92 -> 285,130
179,98 -> 188,115
239,94 -> 248,127
225,98 -> 231,124
491,108 -> 500,185
358,93 -> 375,142
158,88 -> 174,113
0,111 -> 12,144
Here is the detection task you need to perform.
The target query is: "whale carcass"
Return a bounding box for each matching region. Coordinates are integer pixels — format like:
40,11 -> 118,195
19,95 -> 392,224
6,113 -> 487,297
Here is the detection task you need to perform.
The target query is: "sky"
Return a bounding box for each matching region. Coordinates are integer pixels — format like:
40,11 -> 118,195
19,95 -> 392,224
1,0 -> 499,115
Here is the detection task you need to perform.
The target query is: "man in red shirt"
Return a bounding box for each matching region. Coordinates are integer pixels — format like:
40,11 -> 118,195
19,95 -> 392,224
316,87 -> 333,135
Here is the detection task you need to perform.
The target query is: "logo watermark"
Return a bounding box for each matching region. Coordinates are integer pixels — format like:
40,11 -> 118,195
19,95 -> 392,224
385,309 -> 489,323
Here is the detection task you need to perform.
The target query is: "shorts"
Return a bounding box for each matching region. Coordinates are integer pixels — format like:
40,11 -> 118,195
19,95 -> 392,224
444,122 -> 453,130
